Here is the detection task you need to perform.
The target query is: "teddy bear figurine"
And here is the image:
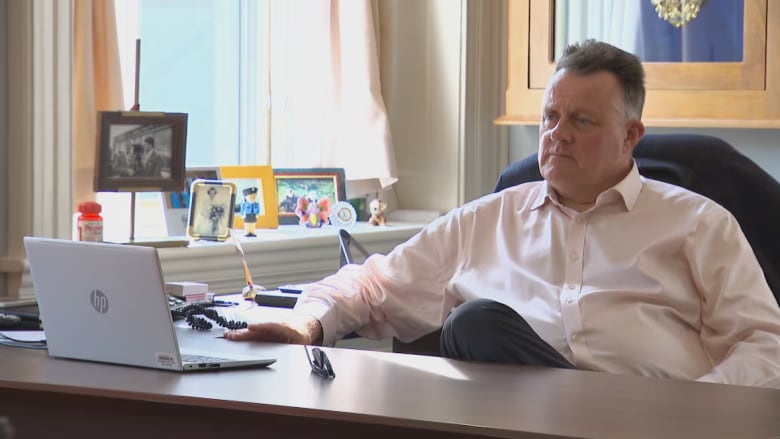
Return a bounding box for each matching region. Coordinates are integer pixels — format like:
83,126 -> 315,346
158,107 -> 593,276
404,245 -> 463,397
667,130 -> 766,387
368,198 -> 388,226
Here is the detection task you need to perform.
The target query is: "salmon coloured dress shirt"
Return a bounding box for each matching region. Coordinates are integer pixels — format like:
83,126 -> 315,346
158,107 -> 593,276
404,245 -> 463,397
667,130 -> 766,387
295,163 -> 780,387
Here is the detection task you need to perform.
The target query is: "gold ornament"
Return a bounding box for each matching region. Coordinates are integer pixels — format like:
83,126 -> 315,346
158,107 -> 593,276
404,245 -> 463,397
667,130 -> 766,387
651,0 -> 705,28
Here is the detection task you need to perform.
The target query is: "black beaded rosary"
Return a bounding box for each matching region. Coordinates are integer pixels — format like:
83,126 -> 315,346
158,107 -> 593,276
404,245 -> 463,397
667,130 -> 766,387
172,304 -> 248,331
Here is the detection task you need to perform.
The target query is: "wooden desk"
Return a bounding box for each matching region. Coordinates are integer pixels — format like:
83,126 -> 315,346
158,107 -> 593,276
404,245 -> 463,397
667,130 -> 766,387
2,325 -> 780,439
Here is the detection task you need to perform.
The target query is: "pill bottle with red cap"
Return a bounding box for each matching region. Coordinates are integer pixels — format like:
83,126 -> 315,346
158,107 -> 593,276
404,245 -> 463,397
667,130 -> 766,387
77,201 -> 103,242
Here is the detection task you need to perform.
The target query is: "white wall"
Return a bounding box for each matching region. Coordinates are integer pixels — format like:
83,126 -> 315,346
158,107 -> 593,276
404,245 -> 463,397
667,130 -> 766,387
379,0 -> 508,212
379,0 -> 464,212
509,125 -> 780,181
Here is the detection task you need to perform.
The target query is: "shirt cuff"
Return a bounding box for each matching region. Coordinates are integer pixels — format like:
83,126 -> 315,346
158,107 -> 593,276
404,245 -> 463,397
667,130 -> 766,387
293,299 -> 339,347
695,367 -> 727,384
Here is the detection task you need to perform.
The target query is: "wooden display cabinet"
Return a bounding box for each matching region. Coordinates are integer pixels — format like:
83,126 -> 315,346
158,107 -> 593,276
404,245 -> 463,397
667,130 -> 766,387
497,0 -> 780,128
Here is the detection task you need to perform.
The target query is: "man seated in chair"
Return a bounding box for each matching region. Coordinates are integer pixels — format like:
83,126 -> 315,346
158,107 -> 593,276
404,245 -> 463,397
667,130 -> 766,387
226,39 -> 780,388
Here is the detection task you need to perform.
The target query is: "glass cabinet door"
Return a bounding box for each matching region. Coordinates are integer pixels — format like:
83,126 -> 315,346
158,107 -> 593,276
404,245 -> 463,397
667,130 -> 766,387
552,0 -> 745,64
500,0 -> 780,127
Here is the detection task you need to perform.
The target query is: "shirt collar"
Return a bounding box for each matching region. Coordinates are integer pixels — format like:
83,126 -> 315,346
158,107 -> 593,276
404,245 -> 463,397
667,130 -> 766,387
531,183 -> 554,210
604,160 -> 641,211
532,160 -> 642,212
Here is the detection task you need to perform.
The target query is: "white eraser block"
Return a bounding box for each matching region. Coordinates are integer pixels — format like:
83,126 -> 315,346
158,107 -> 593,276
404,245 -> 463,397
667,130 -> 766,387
164,281 -> 209,298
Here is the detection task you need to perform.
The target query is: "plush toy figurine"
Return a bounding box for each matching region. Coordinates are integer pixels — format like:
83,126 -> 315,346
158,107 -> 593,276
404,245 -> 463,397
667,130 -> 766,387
368,198 -> 387,226
296,191 -> 332,228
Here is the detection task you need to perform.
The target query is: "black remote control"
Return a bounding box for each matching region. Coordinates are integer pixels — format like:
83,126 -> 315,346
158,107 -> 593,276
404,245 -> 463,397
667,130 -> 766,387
254,290 -> 299,308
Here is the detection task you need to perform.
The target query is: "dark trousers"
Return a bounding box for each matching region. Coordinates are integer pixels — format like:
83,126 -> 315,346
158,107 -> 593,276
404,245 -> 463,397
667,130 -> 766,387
440,298 -> 576,369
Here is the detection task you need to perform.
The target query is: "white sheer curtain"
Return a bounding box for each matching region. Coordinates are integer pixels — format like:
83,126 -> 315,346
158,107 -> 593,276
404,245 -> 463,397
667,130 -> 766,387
269,0 -> 397,198
554,0 -> 641,59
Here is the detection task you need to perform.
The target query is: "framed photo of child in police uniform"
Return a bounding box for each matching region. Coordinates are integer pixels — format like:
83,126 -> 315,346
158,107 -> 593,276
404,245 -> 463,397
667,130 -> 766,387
218,165 -> 279,230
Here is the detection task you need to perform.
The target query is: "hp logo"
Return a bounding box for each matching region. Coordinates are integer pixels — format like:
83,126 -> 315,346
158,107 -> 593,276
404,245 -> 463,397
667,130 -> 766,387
90,289 -> 109,314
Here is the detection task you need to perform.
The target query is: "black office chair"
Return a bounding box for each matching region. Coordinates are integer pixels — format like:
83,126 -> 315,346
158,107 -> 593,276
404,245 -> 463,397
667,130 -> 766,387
394,133 -> 780,356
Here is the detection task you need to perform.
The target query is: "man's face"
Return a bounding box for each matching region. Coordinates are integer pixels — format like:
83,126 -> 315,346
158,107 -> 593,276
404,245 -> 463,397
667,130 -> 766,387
538,69 -> 643,205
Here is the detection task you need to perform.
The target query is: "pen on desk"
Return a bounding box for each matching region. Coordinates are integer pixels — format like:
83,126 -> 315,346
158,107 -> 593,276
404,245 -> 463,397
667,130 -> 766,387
241,259 -> 254,289
213,299 -> 239,306
229,231 -> 254,286
230,230 -> 266,300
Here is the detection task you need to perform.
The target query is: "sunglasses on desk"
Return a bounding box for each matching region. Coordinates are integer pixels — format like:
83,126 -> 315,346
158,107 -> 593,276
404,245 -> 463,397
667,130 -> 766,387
304,345 -> 336,379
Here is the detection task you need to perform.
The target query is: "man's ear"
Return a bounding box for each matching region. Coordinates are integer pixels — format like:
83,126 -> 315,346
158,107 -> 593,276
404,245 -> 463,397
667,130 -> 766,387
623,119 -> 645,153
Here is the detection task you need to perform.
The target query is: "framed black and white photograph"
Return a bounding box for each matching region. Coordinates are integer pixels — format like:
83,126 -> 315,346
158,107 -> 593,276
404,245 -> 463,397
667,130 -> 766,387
163,167 -> 220,236
94,111 -> 188,192
187,179 -> 236,241
273,168 -> 347,225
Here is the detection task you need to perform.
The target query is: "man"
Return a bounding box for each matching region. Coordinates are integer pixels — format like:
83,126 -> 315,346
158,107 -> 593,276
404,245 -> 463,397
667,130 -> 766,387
226,40 -> 780,387
130,143 -> 145,176
139,136 -> 166,177
110,143 -> 131,177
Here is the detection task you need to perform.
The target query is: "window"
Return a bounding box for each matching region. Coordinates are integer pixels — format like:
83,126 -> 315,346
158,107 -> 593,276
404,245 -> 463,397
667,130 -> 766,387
105,0 -> 397,240
115,0 -> 268,166
115,0 -> 396,176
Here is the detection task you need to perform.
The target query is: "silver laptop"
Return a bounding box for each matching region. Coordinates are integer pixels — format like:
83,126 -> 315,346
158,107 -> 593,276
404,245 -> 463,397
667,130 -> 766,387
23,237 -> 276,372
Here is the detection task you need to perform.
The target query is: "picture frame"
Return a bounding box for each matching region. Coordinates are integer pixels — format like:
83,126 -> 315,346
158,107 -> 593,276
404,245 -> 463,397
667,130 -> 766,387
164,167 -> 221,209
94,111 -> 188,192
219,165 -> 279,229
187,179 -> 236,241
273,168 -> 347,225
163,167 -> 220,236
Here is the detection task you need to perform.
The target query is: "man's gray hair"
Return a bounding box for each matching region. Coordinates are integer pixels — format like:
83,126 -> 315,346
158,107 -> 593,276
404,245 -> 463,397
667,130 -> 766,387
555,39 -> 646,119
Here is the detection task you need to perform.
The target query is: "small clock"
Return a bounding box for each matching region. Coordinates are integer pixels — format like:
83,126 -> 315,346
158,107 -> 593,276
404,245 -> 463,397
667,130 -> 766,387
330,201 -> 357,228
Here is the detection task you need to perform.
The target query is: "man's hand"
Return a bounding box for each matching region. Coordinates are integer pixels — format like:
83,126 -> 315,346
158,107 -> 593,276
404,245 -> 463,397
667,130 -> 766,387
223,315 -> 323,345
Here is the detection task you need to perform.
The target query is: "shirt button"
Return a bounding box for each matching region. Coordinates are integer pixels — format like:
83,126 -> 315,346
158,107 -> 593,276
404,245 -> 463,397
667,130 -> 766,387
570,252 -> 579,261
566,284 -> 575,290
571,333 -> 579,341
566,297 -> 574,304
576,217 -> 584,224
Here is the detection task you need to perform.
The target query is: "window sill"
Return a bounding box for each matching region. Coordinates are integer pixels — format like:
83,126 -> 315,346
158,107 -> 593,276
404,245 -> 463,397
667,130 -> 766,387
18,222 -> 426,299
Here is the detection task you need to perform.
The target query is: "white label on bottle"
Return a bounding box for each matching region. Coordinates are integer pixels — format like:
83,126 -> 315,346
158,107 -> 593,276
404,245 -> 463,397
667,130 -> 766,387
78,219 -> 103,242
